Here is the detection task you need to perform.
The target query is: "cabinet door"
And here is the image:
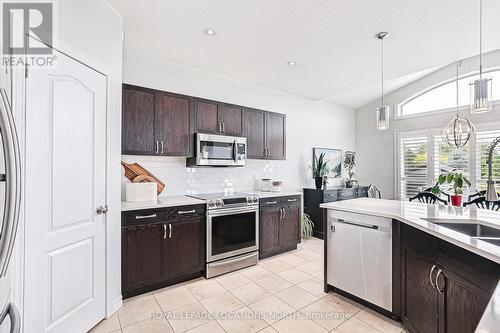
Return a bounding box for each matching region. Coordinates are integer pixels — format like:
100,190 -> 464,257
122,223 -> 167,296
281,206 -> 300,250
243,109 -> 266,159
195,99 -> 220,133
266,113 -> 286,160
437,269 -> 492,333
401,244 -> 439,333
155,92 -> 194,156
259,209 -> 281,258
122,85 -> 156,155
220,104 -> 243,135
167,217 -> 205,280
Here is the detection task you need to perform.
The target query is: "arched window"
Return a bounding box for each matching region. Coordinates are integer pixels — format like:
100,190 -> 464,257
398,69 -> 500,117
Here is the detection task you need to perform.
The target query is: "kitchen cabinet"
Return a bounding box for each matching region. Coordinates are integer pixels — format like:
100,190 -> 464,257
121,205 -> 205,298
243,109 -> 287,160
155,91 -> 194,156
194,99 -> 243,135
259,195 -> 301,259
122,85 -> 156,155
303,187 -> 369,239
122,84 -> 194,156
400,224 -> 500,333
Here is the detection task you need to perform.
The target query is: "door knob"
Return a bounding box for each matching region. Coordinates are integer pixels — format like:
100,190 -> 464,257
96,205 -> 108,215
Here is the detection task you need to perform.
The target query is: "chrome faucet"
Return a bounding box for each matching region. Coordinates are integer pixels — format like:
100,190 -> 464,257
486,136 -> 500,201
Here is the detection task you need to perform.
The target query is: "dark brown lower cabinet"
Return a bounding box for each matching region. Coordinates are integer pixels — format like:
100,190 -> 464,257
400,223 -> 500,333
259,195 -> 301,259
122,205 -> 205,298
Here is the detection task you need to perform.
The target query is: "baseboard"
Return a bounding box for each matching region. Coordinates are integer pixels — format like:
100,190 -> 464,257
110,296 -> 123,317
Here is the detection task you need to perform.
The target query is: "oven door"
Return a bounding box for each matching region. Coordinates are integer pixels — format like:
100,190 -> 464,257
207,206 -> 258,262
196,133 -> 246,166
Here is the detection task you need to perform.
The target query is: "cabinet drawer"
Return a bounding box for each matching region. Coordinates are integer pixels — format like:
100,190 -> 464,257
122,204 -> 205,226
323,190 -> 338,202
122,209 -> 164,226
358,187 -> 368,197
260,195 -> 301,209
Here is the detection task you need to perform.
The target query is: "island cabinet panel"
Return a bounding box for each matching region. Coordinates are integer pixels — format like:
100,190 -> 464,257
122,85 -> 156,155
400,223 -> 500,333
121,205 -> 205,298
259,195 -> 301,259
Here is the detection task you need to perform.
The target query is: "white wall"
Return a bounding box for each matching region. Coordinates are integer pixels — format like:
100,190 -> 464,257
122,50 -> 356,196
356,50 -> 500,199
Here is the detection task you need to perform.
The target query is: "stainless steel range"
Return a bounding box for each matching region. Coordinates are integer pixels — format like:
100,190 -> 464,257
189,192 -> 259,278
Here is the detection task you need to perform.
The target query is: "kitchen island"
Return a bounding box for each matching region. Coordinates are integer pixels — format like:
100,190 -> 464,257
321,198 -> 500,333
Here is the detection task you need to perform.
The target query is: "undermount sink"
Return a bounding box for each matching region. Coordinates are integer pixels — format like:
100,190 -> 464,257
422,218 -> 500,245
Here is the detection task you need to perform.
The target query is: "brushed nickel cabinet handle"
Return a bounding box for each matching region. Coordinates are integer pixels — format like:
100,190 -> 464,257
163,224 -> 167,239
169,224 -> 172,238
429,265 -> 437,289
161,141 -> 164,154
435,269 -> 444,294
178,209 -> 196,215
135,214 -> 157,220
287,199 -> 297,202
155,141 -> 159,154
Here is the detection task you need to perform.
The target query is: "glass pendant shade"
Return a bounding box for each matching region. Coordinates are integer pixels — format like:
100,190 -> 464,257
441,115 -> 474,148
470,77 -> 493,113
376,106 -> 390,131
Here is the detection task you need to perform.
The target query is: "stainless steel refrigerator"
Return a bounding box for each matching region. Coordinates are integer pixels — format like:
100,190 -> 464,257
0,88 -> 21,332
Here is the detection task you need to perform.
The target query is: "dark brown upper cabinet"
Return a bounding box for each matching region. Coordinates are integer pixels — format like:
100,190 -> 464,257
155,91 -> 194,157
122,85 -> 156,155
122,84 -> 194,157
243,109 -> 286,160
194,99 -> 243,136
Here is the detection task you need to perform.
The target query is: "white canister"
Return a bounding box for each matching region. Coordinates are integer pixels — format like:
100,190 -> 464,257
272,181 -> 282,192
261,179 -> 273,192
125,182 -> 157,202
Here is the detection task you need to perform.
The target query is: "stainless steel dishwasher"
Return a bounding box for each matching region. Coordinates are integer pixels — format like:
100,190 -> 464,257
327,210 -> 393,312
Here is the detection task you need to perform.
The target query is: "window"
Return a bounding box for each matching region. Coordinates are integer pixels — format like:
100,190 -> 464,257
397,127 -> 500,199
476,130 -> 500,190
399,70 -> 500,117
400,135 -> 428,198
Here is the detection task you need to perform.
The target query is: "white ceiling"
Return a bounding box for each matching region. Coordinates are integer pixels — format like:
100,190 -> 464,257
108,0 -> 500,109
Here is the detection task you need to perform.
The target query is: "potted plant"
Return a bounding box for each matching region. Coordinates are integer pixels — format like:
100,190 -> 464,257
432,172 -> 471,207
344,151 -> 356,188
311,152 -> 329,189
301,214 -> 314,239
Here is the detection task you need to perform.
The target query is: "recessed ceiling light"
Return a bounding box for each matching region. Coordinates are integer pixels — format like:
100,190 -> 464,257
286,61 -> 296,66
204,28 -> 216,36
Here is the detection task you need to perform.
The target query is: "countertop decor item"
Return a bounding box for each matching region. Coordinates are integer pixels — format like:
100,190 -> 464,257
125,182 -> 157,202
375,31 -> 390,130
432,171 -> 471,207
272,181 -> 282,192
470,0 -> 493,114
122,162 -> 165,195
261,178 -> 273,192
311,151 -> 329,189
344,151 -> 357,188
442,61 -> 475,148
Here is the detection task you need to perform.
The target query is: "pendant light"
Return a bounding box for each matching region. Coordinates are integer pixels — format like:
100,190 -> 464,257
470,0 -> 493,113
442,61 -> 475,148
376,32 -> 390,130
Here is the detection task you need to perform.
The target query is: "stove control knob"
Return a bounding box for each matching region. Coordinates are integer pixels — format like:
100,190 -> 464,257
252,196 -> 259,203
208,200 -> 215,208
216,200 -> 223,208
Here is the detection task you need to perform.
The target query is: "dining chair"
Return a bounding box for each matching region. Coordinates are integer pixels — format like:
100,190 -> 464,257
468,190 -> 500,201
463,196 -> 500,211
409,192 -> 448,205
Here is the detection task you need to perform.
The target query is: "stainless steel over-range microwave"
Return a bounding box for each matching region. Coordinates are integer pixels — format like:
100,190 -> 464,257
186,133 -> 247,167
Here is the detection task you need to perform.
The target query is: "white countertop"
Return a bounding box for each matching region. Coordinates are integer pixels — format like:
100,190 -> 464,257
320,197 -> 500,333
252,191 -> 302,199
121,196 -> 205,211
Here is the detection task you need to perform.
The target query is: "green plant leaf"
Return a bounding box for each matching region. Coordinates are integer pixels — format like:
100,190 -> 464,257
438,174 -> 447,185
447,173 -> 454,183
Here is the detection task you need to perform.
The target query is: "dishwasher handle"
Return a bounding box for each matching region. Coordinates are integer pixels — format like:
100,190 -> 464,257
336,218 -> 379,230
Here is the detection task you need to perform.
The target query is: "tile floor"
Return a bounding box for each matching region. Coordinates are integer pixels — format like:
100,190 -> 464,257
90,237 -> 406,333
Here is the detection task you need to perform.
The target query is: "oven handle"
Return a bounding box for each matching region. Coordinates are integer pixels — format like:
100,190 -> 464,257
207,206 -> 258,217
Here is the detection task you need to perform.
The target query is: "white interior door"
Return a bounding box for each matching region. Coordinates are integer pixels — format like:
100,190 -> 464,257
24,45 -> 107,333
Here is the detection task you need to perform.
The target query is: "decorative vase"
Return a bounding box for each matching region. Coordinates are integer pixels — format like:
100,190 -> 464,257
450,194 -> 463,207
315,177 -> 323,190
345,180 -> 353,188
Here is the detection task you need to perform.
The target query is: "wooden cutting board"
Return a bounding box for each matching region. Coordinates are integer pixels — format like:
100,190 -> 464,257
122,162 -> 165,195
